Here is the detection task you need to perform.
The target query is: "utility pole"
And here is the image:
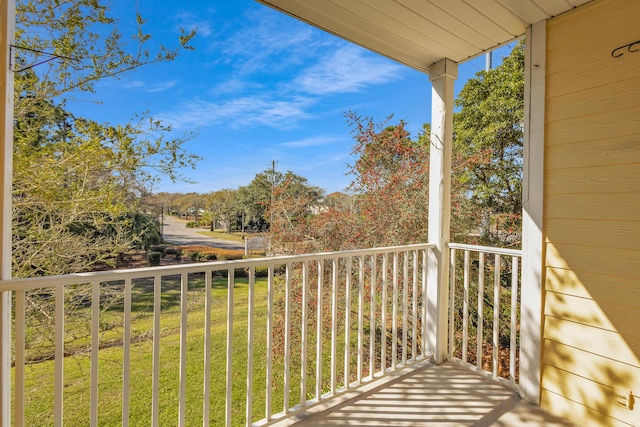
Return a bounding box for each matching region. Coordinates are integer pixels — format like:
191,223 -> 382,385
270,160 -> 277,229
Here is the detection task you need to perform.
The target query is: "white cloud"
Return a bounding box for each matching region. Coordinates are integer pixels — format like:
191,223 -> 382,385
293,45 -> 403,95
175,12 -> 214,37
147,80 -> 178,93
122,80 -> 145,89
279,135 -> 345,148
213,7 -> 333,76
159,96 -> 314,130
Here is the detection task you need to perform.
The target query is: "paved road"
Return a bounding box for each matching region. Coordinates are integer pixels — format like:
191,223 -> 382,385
162,216 -> 244,250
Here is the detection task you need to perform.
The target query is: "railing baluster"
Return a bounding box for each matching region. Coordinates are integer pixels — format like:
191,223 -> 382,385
510,257 -> 519,385
392,252 -> 398,370
152,275 -> 161,427
90,282 -> 100,427
446,244 -> 522,389
3,242 -> 444,427
315,260 -> 323,401
381,254 -> 387,374
369,255 -> 376,378
203,271 -> 212,427
265,265 -> 274,421
402,251 -> 408,365
178,273 -> 188,427
54,284 -> 64,427
448,249 -> 456,357
300,261 -> 308,407
284,263 -> 291,413
344,256 -> 351,390
330,258 -> 337,395
246,267 -> 255,426
225,269 -> 234,427
123,278 -> 132,427
412,250 -> 417,362
477,253 -> 485,371
14,289 -> 25,427
493,255 -> 501,379
357,255 -> 364,384
462,251 -> 470,364
421,249 -> 427,359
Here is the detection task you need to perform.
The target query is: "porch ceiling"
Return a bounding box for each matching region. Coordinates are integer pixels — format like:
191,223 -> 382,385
256,0 -> 592,73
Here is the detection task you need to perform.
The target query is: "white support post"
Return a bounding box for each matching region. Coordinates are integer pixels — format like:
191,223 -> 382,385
426,58 -> 457,364
520,21 -> 546,404
0,1 -> 14,425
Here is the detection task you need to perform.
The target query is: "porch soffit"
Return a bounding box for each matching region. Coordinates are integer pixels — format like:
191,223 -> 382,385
256,0 -> 592,74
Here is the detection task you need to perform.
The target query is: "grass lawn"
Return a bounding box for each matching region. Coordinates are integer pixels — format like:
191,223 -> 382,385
16,263 -> 392,426
18,275 -> 274,427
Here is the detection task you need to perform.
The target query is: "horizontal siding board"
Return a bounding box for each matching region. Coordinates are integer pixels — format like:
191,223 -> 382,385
544,341 -> 640,393
546,0 -> 640,74
546,76 -> 640,121
545,242 -> 640,278
545,291 -> 640,339
542,390 -> 631,427
545,106 -> 640,146
544,316 -> 640,368
541,366 -> 634,426
541,389 -> 632,427
545,136 -> 640,168
545,193 -> 640,221
545,164 -> 640,194
545,267 -> 640,304
545,219 -> 640,250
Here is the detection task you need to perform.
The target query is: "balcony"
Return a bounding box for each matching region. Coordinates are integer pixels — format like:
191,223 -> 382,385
3,243 -> 572,426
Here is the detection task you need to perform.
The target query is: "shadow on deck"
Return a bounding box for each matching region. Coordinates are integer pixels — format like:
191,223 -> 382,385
274,362 -> 577,427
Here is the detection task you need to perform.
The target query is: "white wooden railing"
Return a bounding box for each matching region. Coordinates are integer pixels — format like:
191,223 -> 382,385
447,243 -> 522,390
1,243 -> 435,427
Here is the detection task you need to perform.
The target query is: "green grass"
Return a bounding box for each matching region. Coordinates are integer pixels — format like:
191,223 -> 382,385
16,263 -> 409,426
18,276 -> 272,427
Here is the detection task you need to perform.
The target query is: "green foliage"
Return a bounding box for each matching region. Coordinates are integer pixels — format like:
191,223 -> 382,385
185,221 -> 196,228
452,41 -> 525,247
12,0 -> 201,277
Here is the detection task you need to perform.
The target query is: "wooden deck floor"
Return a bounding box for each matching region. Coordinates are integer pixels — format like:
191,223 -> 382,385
273,361 -> 577,427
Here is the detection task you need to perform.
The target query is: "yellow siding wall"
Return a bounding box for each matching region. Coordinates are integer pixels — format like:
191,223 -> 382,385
542,0 -> 640,425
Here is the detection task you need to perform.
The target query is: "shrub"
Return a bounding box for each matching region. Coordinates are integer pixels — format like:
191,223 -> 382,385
185,222 -> 196,228
147,251 -> 162,266
204,253 -> 217,261
189,251 -> 202,261
254,266 -> 269,277
163,246 -> 177,255
150,244 -> 169,253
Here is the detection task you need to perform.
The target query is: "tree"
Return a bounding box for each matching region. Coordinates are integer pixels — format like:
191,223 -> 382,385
266,171 -> 324,253
452,41 -> 524,247
204,189 -> 238,231
12,0 -> 200,277
273,113 -> 431,253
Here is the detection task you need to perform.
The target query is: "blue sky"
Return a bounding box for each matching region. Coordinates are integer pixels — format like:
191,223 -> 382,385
67,0 -> 514,195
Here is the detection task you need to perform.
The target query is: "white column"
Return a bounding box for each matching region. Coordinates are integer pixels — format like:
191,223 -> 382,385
426,58 -> 457,364
520,21 -> 545,404
0,0 -> 14,424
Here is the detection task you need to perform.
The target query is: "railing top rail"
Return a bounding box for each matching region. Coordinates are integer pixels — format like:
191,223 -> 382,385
448,243 -> 522,257
0,242 -> 435,292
